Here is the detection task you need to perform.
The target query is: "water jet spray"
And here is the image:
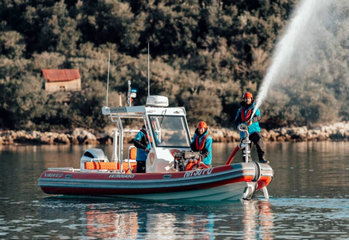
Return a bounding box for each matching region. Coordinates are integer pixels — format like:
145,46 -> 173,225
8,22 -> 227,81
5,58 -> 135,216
251,0 -> 331,118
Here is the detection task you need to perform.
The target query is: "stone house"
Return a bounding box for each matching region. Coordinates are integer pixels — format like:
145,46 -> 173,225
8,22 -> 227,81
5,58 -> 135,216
42,69 -> 81,93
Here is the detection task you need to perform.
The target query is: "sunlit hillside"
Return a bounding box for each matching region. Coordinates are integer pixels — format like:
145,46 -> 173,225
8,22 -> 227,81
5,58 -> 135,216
0,0 -> 347,131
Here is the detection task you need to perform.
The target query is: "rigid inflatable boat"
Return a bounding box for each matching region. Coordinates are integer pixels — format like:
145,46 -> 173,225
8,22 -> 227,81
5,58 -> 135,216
38,95 -> 273,201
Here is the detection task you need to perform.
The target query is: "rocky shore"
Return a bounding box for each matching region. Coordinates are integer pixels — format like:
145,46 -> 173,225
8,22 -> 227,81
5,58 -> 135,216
1,122 -> 349,145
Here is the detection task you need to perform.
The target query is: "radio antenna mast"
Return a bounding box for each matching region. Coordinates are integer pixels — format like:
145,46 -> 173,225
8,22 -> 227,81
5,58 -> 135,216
106,51 -> 110,106
147,42 -> 150,96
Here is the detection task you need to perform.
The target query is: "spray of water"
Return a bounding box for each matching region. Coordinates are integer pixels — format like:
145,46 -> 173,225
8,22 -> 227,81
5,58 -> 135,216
252,0 -> 332,118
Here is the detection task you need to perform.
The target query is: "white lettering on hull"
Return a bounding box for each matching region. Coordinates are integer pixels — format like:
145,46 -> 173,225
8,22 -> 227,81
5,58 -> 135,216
109,174 -> 135,179
44,173 -> 63,178
183,168 -> 213,178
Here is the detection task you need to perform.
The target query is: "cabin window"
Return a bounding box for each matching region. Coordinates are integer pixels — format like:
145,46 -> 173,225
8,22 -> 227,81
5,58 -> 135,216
148,115 -> 190,148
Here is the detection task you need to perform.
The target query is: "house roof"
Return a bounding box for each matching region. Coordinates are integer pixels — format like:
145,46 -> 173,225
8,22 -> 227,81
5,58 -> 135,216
42,69 -> 81,82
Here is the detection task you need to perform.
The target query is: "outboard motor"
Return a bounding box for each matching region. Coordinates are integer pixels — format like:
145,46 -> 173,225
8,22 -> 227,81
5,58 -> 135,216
174,150 -> 201,171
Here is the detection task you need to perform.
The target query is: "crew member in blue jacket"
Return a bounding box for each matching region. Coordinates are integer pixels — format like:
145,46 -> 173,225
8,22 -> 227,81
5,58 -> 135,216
133,125 -> 151,173
190,121 -> 213,167
234,92 -> 268,163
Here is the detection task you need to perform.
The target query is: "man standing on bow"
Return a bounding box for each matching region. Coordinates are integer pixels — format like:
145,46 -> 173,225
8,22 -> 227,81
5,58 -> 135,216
234,92 -> 268,163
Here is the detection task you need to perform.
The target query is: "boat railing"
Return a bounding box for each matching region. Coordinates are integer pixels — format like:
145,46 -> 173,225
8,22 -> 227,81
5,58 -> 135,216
126,146 -> 137,173
48,167 -> 76,172
83,157 -> 110,162
110,128 -> 139,173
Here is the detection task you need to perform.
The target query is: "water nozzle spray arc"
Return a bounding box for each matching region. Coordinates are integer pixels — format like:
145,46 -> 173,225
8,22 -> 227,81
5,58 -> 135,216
251,0 -> 331,119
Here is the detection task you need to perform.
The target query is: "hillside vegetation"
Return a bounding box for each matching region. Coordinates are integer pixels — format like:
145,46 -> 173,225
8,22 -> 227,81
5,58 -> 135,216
0,0 -> 347,131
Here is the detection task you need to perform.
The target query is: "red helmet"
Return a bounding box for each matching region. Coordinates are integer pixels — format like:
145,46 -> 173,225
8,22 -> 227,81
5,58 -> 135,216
244,92 -> 253,99
197,121 -> 208,130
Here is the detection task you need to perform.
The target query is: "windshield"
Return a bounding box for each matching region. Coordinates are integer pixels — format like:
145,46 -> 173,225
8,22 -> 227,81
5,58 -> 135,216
149,115 -> 190,148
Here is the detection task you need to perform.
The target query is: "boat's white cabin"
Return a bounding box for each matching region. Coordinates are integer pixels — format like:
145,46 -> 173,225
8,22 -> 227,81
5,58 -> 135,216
100,95 -> 192,173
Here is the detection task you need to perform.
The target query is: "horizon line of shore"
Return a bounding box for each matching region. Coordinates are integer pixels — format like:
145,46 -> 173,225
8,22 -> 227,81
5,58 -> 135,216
1,121 -> 349,145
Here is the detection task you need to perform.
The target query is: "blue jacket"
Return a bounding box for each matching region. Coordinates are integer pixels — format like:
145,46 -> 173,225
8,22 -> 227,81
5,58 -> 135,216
234,102 -> 261,138
190,130 -> 212,165
133,130 -> 151,161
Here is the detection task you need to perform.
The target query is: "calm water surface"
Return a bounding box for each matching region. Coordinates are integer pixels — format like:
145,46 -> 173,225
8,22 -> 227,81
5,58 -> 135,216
1,142 -> 349,239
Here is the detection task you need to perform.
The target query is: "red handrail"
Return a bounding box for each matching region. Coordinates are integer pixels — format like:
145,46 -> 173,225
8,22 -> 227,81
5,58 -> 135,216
225,145 -> 240,165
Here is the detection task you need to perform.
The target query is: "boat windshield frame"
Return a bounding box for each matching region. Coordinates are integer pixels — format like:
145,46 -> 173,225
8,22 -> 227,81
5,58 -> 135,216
148,114 -> 191,148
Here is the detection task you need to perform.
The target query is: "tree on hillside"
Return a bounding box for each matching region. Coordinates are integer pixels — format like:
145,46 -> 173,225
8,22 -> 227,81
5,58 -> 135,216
0,31 -> 26,59
37,1 -> 80,55
79,0 -> 142,53
6,0 -> 348,131
179,89 -> 223,126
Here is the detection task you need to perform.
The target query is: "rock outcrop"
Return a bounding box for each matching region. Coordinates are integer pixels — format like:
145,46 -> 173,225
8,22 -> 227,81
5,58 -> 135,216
1,122 -> 349,145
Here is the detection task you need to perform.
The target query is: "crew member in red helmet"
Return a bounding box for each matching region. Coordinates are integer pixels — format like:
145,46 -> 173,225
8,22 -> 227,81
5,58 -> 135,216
188,121 -> 213,169
234,92 -> 268,163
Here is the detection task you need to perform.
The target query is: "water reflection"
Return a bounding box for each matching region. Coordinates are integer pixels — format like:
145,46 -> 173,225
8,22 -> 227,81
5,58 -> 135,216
81,203 -> 217,239
243,200 -> 274,240
35,198 -> 275,239
85,209 -> 138,239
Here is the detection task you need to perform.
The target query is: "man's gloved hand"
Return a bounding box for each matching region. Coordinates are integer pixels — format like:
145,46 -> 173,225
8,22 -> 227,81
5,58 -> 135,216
252,116 -> 260,122
246,120 -> 252,126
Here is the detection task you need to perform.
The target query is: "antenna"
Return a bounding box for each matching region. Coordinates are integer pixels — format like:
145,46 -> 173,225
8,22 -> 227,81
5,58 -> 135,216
127,80 -> 131,106
147,42 -> 150,96
106,51 -> 110,106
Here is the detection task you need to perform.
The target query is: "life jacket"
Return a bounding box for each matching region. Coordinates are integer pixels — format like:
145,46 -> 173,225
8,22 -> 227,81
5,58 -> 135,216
140,129 -> 151,143
194,132 -> 208,151
240,105 -> 252,122
237,102 -> 261,136
185,159 -> 209,171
